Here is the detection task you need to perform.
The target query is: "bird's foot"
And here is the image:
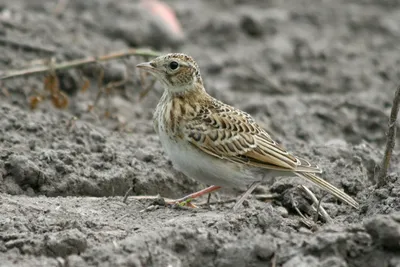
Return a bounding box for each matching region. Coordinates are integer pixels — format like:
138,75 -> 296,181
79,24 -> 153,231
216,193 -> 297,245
166,185 -> 221,208
166,198 -> 198,208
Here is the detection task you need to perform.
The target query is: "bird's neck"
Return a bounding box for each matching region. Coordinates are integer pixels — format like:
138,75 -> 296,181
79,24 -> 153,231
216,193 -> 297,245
157,82 -> 209,135
166,81 -> 206,99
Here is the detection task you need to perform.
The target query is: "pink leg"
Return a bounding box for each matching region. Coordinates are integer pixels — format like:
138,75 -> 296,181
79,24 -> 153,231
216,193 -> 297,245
167,185 -> 222,206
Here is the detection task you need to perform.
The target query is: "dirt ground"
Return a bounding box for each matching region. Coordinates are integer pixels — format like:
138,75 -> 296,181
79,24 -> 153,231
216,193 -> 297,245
1,0 -> 400,266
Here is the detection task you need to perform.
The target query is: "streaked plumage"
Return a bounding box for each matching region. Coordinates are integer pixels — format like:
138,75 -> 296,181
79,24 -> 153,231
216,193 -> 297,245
136,53 -> 359,210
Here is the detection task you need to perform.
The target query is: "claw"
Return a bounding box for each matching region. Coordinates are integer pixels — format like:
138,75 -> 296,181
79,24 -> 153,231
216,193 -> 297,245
166,198 -> 198,208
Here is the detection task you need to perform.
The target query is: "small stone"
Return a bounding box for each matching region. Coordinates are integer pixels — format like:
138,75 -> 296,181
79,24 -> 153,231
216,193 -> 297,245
134,148 -> 154,162
253,237 -> 276,261
276,206 -> 289,218
298,227 -> 312,234
89,130 -> 105,142
26,122 -> 39,132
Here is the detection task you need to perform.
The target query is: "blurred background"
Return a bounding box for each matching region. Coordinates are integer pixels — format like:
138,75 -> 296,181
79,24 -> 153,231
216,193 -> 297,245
0,1 -> 400,266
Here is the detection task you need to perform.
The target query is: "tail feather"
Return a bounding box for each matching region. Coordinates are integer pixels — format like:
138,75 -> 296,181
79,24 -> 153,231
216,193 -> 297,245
294,172 -> 359,209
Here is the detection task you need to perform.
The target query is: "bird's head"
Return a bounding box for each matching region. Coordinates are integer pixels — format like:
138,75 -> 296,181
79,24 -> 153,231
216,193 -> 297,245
136,53 -> 203,94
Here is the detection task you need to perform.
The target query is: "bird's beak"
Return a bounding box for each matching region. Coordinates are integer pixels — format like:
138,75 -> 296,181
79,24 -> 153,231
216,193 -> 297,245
136,62 -> 157,73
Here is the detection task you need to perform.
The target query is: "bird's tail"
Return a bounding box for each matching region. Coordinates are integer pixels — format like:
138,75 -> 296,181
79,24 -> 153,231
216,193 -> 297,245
294,172 -> 359,209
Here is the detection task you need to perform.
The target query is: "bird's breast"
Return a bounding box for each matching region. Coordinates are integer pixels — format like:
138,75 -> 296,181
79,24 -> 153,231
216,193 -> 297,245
154,94 -> 260,188
155,95 -> 198,136
156,118 -> 258,188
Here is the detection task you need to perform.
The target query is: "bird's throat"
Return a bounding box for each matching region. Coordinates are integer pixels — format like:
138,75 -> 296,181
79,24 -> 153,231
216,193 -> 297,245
166,81 -> 206,99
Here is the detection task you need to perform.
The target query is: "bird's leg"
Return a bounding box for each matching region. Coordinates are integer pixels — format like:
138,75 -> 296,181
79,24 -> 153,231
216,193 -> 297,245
167,185 -> 222,207
233,181 -> 261,211
206,184 -> 221,204
207,192 -> 212,204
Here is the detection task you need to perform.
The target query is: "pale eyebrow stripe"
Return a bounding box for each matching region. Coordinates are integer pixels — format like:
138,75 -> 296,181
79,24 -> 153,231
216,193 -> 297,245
179,62 -> 191,67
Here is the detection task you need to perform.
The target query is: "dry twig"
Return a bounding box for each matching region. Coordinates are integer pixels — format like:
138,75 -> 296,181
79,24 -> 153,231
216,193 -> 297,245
197,198 -> 236,207
122,187 -> 134,204
0,48 -> 160,80
300,185 -> 331,223
290,191 -> 312,228
271,253 -> 277,267
123,195 -> 175,203
2,48 -> 159,110
378,84 -> 400,187
197,193 -> 278,207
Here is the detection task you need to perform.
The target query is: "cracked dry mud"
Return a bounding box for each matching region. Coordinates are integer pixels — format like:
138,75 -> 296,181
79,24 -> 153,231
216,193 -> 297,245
1,0 -> 400,266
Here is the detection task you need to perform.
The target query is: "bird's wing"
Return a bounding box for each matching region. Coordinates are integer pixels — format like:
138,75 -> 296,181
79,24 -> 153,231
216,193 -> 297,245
182,99 -> 359,209
183,99 -> 321,173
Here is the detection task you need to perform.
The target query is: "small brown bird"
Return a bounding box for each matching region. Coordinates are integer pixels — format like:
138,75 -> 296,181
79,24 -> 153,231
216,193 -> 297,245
136,53 -> 359,210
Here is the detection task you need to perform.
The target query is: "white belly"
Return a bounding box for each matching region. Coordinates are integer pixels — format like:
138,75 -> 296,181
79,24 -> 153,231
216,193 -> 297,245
158,130 -> 257,189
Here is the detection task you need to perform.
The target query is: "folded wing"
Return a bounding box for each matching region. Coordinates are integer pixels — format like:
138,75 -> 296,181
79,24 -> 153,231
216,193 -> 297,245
183,100 -> 321,173
182,99 -> 359,209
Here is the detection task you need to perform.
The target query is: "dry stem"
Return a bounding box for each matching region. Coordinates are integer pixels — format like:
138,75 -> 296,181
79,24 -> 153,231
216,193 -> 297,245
0,48 -> 160,80
300,185 -> 331,223
378,84 -> 400,187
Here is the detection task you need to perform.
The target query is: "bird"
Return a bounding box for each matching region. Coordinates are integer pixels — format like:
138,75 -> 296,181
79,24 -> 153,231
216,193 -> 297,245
136,53 -> 359,210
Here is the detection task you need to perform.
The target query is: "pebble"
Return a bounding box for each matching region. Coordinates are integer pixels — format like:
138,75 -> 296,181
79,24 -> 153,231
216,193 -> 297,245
134,148 -> 154,162
276,206 -> 289,218
89,130 -> 105,143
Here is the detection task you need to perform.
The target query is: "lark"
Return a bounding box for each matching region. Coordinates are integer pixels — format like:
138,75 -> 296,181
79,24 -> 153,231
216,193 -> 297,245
136,53 -> 359,210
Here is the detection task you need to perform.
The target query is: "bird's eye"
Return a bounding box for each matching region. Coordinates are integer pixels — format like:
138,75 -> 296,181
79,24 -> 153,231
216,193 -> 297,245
169,61 -> 179,70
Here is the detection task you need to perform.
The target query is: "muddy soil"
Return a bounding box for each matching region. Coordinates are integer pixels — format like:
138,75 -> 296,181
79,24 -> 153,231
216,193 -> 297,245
1,0 -> 400,266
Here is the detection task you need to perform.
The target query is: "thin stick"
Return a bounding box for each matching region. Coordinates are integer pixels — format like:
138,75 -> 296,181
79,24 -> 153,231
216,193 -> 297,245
196,193 -> 279,207
197,198 -> 236,207
315,193 -> 326,223
123,192 -> 279,207
271,253 -> 277,267
378,84 -> 400,187
254,193 -> 280,201
233,181 -> 261,211
206,193 -> 212,204
290,192 -> 311,227
300,185 -> 331,223
123,195 -> 176,203
122,187 -> 133,204
0,48 -> 160,80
